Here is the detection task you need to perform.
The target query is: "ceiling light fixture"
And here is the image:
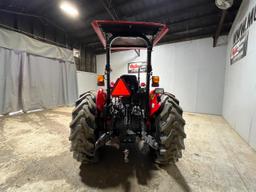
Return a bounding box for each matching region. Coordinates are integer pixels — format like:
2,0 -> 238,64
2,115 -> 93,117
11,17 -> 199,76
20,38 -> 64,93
215,0 -> 233,10
60,1 -> 79,18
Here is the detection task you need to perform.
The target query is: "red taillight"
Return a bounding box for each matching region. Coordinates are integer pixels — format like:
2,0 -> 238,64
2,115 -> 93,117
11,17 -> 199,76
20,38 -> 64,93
110,81 -> 115,88
111,78 -> 131,97
140,82 -> 146,87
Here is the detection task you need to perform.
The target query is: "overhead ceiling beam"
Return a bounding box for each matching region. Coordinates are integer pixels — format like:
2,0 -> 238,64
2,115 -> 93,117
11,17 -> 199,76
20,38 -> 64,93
0,8 -> 66,33
64,0 -> 141,36
123,1 -> 212,23
213,10 -> 227,47
99,0 -> 141,56
76,7 -> 218,39
77,1 -> 236,40
100,0 -> 118,20
119,0 -> 171,20
73,1 -> 213,39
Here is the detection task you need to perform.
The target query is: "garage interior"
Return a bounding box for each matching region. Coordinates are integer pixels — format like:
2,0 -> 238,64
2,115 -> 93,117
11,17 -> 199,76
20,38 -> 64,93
0,0 -> 256,192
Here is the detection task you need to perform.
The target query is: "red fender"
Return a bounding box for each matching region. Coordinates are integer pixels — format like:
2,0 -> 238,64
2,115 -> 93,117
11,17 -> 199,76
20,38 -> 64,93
96,88 -> 107,111
96,88 -> 160,115
149,89 -> 161,117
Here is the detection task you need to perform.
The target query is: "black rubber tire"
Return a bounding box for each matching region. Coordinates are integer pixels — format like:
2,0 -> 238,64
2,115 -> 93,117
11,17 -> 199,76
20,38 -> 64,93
69,91 -> 97,163
154,93 -> 186,165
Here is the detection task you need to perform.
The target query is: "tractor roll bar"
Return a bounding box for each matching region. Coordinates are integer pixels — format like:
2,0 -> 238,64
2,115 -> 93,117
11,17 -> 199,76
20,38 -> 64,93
105,35 -> 152,118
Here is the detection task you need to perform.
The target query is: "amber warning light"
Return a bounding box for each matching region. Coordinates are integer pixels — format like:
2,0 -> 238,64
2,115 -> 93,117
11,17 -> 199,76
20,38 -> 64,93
152,76 -> 159,87
97,75 -> 105,86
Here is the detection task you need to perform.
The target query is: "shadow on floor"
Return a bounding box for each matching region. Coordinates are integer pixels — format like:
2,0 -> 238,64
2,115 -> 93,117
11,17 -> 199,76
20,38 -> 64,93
161,164 -> 191,192
79,146 -> 157,191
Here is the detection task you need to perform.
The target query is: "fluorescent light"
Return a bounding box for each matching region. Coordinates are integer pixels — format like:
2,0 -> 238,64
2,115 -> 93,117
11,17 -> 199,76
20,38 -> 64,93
60,1 -> 79,18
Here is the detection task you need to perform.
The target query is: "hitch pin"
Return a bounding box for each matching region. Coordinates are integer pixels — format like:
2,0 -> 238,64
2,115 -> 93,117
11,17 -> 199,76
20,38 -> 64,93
123,149 -> 129,163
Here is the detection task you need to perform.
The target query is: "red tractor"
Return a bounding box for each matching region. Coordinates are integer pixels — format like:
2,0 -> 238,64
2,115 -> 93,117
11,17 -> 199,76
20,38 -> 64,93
69,20 -> 186,164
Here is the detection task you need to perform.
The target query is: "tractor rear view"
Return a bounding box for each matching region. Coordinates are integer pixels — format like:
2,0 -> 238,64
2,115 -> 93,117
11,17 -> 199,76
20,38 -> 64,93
69,20 -> 186,164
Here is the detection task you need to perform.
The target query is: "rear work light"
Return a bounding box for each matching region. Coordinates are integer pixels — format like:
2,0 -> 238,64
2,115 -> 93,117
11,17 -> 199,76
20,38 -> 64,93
97,75 -> 105,86
111,78 -> 131,97
152,76 -> 159,87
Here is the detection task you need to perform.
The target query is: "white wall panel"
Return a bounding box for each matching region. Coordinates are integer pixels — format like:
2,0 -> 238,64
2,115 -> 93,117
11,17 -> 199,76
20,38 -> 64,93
223,0 -> 256,150
77,71 -> 97,95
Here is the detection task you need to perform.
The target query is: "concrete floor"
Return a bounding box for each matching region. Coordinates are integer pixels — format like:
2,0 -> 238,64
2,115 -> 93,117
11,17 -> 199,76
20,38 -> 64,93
1,107 -> 256,192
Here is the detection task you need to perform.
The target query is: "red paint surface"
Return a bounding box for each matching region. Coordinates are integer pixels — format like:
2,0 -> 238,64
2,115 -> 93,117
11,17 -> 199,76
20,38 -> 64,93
96,88 -> 106,111
149,89 -> 161,117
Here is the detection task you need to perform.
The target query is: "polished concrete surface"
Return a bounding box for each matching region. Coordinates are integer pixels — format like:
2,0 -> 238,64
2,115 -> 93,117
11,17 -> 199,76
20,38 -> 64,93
0,107 -> 256,192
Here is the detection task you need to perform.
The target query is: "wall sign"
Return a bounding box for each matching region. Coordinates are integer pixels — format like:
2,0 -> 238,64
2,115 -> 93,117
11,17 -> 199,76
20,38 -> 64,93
231,3 -> 256,64
230,32 -> 249,65
233,4 -> 256,45
128,62 -> 147,73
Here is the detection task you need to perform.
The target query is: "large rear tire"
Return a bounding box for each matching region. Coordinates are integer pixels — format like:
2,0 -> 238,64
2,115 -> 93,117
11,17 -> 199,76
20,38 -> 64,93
154,93 -> 186,164
69,91 -> 97,163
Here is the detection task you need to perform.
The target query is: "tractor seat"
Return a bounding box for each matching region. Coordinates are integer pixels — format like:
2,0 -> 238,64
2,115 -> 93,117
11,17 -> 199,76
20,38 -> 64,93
120,75 -> 139,93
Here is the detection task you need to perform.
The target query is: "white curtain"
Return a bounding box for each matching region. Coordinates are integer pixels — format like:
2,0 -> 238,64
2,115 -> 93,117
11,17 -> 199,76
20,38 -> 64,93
0,48 -> 22,114
0,47 -> 78,115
